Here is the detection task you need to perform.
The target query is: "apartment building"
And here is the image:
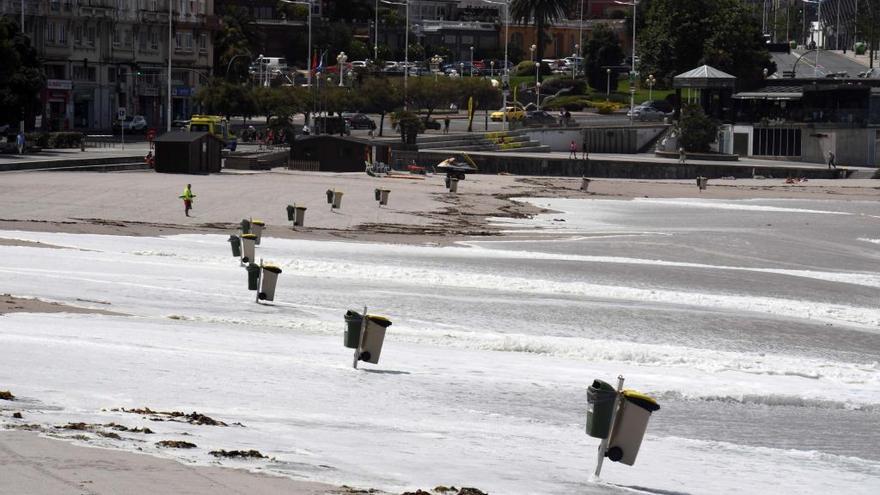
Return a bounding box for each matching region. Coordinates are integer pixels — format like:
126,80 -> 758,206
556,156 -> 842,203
1,0 -> 216,132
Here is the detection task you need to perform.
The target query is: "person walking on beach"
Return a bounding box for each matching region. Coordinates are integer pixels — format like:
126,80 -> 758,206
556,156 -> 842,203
16,131 -> 25,154
443,115 -> 450,134
180,184 -> 195,217
678,147 -> 687,165
569,140 -> 577,159
827,150 -> 836,169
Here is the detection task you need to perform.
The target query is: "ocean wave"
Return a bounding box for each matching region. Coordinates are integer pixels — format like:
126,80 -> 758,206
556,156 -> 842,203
858,238 -> 880,245
654,390 -> 880,412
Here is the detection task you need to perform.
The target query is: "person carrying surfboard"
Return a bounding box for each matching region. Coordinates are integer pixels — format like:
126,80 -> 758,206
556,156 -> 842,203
180,184 -> 195,217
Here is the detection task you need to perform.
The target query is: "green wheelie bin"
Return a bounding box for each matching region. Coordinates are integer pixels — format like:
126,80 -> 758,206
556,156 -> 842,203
228,235 -> 241,257
586,379 -> 618,439
246,262 -> 261,291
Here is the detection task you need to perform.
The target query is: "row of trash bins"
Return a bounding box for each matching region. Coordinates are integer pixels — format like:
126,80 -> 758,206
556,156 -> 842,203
587,379 -> 660,466
324,188 -> 392,209
227,218 -> 282,302
344,310 -> 392,365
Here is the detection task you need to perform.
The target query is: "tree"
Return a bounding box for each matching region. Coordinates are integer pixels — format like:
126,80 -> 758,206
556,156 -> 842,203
0,18 -> 44,128
511,0 -> 571,75
678,103 -> 718,152
408,78 -> 458,120
858,0 -> 880,69
638,0 -> 773,90
214,5 -> 261,81
194,79 -> 255,118
359,77 -> 402,136
585,23 -> 624,92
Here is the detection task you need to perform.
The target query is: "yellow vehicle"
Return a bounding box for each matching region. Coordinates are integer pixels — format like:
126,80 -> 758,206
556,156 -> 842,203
186,115 -> 237,150
490,106 -> 525,122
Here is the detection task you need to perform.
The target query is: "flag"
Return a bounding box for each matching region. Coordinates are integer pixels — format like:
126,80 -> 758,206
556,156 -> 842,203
315,50 -> 327,74
311,50 -> 318,73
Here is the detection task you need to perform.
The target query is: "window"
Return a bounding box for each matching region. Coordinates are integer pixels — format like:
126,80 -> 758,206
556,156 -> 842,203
58,23 -> 66,44
150,28 -> 158,49
74,24 -> 82,45
50,0 -> 60,12
138,29 -> 147,49
175,30 -> 192,51
46,22 -> 56,43
87,26 -> 96,46
108,67 -> 116,83
124,29 -> 132,47
45,65 -> 66,79
198,32 -> 206,52
72,65 -> 94,81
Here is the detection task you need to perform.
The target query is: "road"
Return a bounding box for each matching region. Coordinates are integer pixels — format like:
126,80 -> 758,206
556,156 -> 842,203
772,49 -> 870,78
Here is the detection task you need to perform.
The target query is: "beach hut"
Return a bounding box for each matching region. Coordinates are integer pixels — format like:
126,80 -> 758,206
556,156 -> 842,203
154,131 -> 222,174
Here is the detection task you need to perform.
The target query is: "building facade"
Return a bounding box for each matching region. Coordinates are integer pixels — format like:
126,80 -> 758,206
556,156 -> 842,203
2,0 -> 216,132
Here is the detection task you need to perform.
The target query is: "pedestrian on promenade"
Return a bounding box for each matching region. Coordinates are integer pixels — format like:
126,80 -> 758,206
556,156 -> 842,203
678,147 -> 687,165
581,138 -> 589,160
180,184 -> 195,217
16,131 -> 25,154
569,140 -> 577,159
827,150 -> 836,169
443,115 -> 450,134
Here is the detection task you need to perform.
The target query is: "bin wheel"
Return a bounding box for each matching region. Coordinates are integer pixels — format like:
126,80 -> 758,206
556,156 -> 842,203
359,351 -> 371,362
242,256 -> 249,263
606,446 -> 623,462
258,292 -> 266,300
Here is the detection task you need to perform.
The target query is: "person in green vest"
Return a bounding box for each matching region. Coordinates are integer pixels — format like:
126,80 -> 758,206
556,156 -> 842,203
180,184 -> 195,217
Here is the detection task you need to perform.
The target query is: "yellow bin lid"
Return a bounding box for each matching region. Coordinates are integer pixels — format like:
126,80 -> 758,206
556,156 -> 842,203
251,220 -> 265,226
261,264 -> 282,274
241,234 -> 257,239
622,390 -> 660,412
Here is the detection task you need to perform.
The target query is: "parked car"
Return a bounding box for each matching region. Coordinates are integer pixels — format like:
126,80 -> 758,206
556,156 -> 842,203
313,116 -> 351,136
642,99 -> 674,114
351,60 -> 368,69
523,110 -> 557,126
490,106 -> 525,122
112,115 -> 148,133
342,113 -> 377,130
422,118 -> 441,130
626,105 -> 669,121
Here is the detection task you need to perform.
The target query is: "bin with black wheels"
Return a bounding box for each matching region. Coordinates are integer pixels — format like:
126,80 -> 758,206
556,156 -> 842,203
332,191 -> 344,209
581,178 -> 591,192
326,189 -> 334,204
606,390 -> 660,466
240,234 -> 257,263
696,176 -> 708,191
228,235 -> 241,257
359,314 -> 392,364
286,205 -> 295,221
449,178 -> 459,193
378,189 -> 390,206
586,379 -> 618,439
258,264 -> 282,301
246,262 -> 261,290
251,220 -> 265,245
374,188 -> 381,201
294,206 -> 307,227
240,218 -> 251,234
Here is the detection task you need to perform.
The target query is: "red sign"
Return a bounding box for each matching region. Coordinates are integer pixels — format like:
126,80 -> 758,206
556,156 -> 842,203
147,129 -> 157,142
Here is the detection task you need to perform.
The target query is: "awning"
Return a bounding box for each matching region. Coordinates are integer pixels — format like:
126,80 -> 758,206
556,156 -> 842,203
733,91 -> 802,101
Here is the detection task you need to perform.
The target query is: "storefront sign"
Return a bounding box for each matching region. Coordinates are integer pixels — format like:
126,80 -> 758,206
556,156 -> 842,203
172,86 -> 193,97
47,79 -> 73,90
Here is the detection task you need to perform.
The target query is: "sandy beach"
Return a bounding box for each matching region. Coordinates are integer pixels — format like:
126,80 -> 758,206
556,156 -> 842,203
1,168 -> 878,494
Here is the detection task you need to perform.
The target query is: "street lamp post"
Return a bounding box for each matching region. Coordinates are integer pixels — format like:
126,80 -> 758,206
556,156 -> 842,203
470,46 -> 474,77
647,74 -> 655,101
490,60 -> 495,78
167,0 -> 173,132
381,0 -> 409,108
536,82 -> 541,111
535,61 -> 540,89
606,68 -> 611,99
431,54 -> 442,80
530,44 -> 536,62
460,62 -> 465,78
614,0 -> 639,124
572,46 -> 578,79
483,0 -> 510,131
802,0 -> 824,77
337,52 -> 347,86
375,0 -> 379,61
280,0 -> 312,87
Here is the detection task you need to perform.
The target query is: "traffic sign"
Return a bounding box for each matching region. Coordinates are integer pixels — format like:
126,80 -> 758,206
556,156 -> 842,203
117,108 -> 126,120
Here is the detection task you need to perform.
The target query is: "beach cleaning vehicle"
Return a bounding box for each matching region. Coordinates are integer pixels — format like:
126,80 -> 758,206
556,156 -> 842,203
187,115 -> 237,151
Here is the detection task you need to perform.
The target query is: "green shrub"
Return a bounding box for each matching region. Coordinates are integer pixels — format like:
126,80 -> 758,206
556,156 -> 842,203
542,95 -> 593,111
593,102 -> 617,114
22,132 -> 83,148
539,77 -> 588,96
514,61 -> 552,77
854,42 -> 867,55
678,103 -> 718,152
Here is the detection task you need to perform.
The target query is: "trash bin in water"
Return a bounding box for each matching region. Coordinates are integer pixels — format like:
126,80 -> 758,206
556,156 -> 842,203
258,264 -> 282,301
586,379 -> 618,439
581,178 -> 591,192
294,206 -> 307,227
240,218 -> 251,234
228,235 -> 241,257
606,390 -> 660,466
378,189 -> 390,206
241,233 -> 257,263
286,204 -> 295,221
332,191 -> 344,209
250,220 -> 265,245
359,314 -> 392,364
326,189 -> 334,204
246,262 -> 261,290
449,178 -> 459,193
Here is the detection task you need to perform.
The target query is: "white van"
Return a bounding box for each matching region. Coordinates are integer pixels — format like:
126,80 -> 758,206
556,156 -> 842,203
252,57 -> 288,75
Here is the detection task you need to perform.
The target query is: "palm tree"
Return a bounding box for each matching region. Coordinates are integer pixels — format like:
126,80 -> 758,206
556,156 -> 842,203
510,0 -> 571,63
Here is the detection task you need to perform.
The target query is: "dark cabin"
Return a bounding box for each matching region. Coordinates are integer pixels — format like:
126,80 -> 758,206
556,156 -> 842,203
154,131 -> 222,174
292,135 -> 391,172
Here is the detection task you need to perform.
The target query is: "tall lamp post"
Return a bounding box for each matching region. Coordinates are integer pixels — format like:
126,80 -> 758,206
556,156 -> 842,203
280,0 -> 312,87
802,0 -> 824,77
572,45 -> 578,79
530,43 -> 536,62
536,82 -> 541,111
431,54 -> 442,80
167,0 -> 173,132
647,74 -> 655,102
374,0 -> 379,61
490,60 -> 495,78
614,0 -> 639,124
337,52 -> 347,86
381,0 -> 409,108
535,61 -> 540,89
20,0 -> 25,133
606,68 -> 611,99
470,46 -> 475,77
483,0 -> 510,131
